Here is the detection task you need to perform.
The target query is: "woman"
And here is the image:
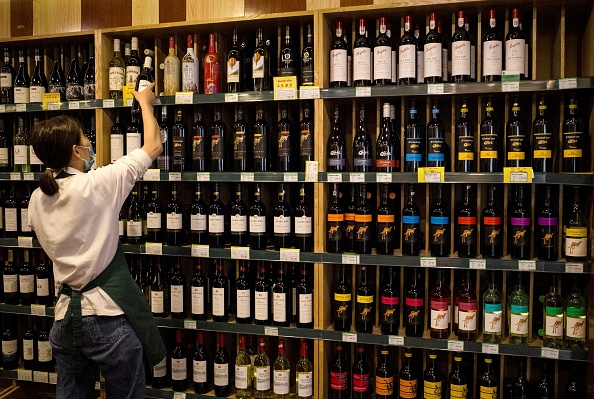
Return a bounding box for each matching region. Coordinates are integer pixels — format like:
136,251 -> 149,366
28,83 -> 165,399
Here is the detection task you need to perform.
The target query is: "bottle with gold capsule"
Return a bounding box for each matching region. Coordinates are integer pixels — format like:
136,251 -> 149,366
398,348 -> 418,399
449,354 -> 468,399
423,351 -> 443,399
478,356 -> 498,399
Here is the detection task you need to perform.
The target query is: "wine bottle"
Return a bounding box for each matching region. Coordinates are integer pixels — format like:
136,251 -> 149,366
429,184 -> 449,257
190,260 -> 206,321
4,187 -> 18,238
301,24 -> 314,86
0,118 -> 8,172
562,95 -> 584,172
169,258 -> 186,319
209,110 -> 226,171
248,183 -> 267,250
13,50 -> 30,104
278,108 -> 293,172
402,184 -> 421,256
186,184 -> 207,245
457,270 -> 477,341
273,183 -> 292,250
399,348 -> 417,399
564,276 -> 586,350
509,185 -> 530,260
279,26 -> 297,77
448,354 -> 467,399
534,361 -> 553,399
481,184 -> 503,259
372,347 -> 393,399
505,8 -> 527,78
13,116 -> 30,172
543,273 -> 564,348
20,184 -> 33,237
233,109 -> 248,172
564,365 -> 585,399
293,340 -> 313,399
451,11 -> 471,82
168,109 -> 188,172
227,29 -> 242,93
564,186 -> 588,261
166,183 -> 183,246
126,185 -> 143,244
35,317 -> 53,372
296,264 -> 313,328
333,264 -> 352,331
253,337 -> 271,397
1,315 -> 17,370
272,338 -> 290,398
378,266 -> 399,335
429,269 -> 450,339
376,103 -> 397,172
189,331 -> 208,394
330,344 -> 349,398
482,10 -> 503,82
457,184 -> 477,258
208,183 -> 225,248
355,265 -> 374,333
330,21 -> 348,87
327,184 -> 344,253
426,100 -> 446,168
479,98 -> 502,172
235,262 -> 251,324
204,33 -> 221,94
513,359 -> 531,398
508,272 -> 529,345
353,19 -> 371,87
374,184 -> 396,255
327,105 -> 346,171
110,111 -> 125,163
149,258 -> 166,317
162,36 -> 181,96
299,105 -> 314,171
352,105 -> 372,172
212,260 -> 229,322
126,114 -> 142,155
531,96 -> 554,172
19,250 -> 35,306
254,263 -> 270,325
171,330 -> 188,392
253,28 -> 270,91
36,251 -> 52,306
227,183 -> 248,246
352,346 -> 370,399
404,268 -> 423,337
119,202 -> 127,243
478,356 -> 498,399
398,15 -> 417,84
294,184 -> 313,252
65,45 -> 83,101
506,98 -> 528,167
108,39 -> 125,99
423,351 -> 443,399
354,184 -> 372,254
483,271 -> 502,344
83,43 -> 95,100
536,185 -> 558,261
252,107 -> 269,171
145,184 -> 163,243
22,316 -> 35,370
214,333 -> 230,397
124,37 -> 141,88
182,34 -> 199,93
424,13 -> 443,83
0,48 -> 15,104
272,263 -> 290,327
130,55 -> 154,117
30,49 -> 46,103
455,99 -> 475,172
235,335 -> 252,398
342,185 -> 356,253
373,16 -> 392,86
48,47 -> 66,100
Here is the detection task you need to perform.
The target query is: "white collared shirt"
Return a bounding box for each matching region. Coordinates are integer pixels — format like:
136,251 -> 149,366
28,149 -> 153,320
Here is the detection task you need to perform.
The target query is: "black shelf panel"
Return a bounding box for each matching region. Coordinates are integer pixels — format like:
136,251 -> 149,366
145,171 -> 307,182
0,303 -> 55,317
157,91 -> 278,105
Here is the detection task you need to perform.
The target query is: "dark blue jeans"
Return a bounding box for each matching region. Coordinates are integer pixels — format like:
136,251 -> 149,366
50,315 -> 146,399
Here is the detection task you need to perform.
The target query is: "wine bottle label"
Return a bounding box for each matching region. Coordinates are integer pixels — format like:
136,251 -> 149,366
297,372 -> 313,397
505,38 -> 526,75
294,216 -> 312,236
479,386 -> 497,399
253,133 -> 268,160
416,50 -> 424,83
170,285 -> 184,313
193,135 -> 206,161
565,228 -> 587,257
209,214 -> 225,233
273,369 -> 290,394
37,278 -> 49,297
354,214 -> 372,243
2,339 -> 17,361
376,375 -> 394,396
38,340 -> 52,362
353,151 -> 373,167
20,208 -> 31,232
374,45 -> 392,80
3,275 -> 17,293
146,212 -> 162,230
252,52 -> 265,79
483,40 -> 503,76
427,137 -> 445,163
212,287 -> 225,316
457,137 -> 475,160
507,134 -> 526,160
545,313 -> 564,337
376,215 -> 395,243
233,132 -> 246,160
450,383 -> 468,398
151,290 -> 164,314
182,57 -> 199,93
230,214 -> 248,233
457,218 -> 476,247
327,155 -> 346,167
273,292 -> 287,322
566,315 -> 586,339
330,49 -> 348,83
170,357 -> 187,381
300,130 -> 313,157
19,274 -> 34,293
430,217 -> 449,245
255,291 -> 269,321
356,295 -> 373,323
167,213 -> 183,230
48,84 -> 66,97
250,215 -> 266,234
353,373 -> 370,393
172,136 -> 186,167
484,304 -> 502,333
191,359 -> 207,383
23,338 -> 34,361
405,297 -> 423,326
127,220 -> 142,237
109,67 -> 125,91
110,134 -> 124,163
452,40 -> 471,76
5,208 -> 17,232
274,215 -> 291,234
13,144 -> 28,165
211,131 -> 224,160
0,72 -> 12,87
236,289 -> 251,318
563,131 -> 582,158
14,87 -> 29,103
84,81 -> 96,100
126,132 -> 142,155
214,362 -> 229,386
191,286 -> 204,315
330,371 -> 348,391
533,132 -> 552,159
153,357 -> 167,378
235,364 -> 250,389
255,366 -> 271,391
430,301 -> 450,330
458,302 -> 477,331
125,65 -> 140,87
353,46 -> 371,82
227,55 -> 240,83
119,220 -> 125,236
510,312 -> 529,335
399,378 -> 417,398
398,44 -> 416,80
278,130 -> 291,157
29,86 -> 45,103
190,214 -> 207,232
298,293 -> 313,323
424,380 -> 442,399
424,43 -> 442,78
380,296 -> 398,325
0,148 -> 8,167
480,131 -> 499,160
327,214 -> 344,242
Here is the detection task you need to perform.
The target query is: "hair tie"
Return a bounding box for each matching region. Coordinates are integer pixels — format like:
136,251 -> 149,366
46,167 -> 54,172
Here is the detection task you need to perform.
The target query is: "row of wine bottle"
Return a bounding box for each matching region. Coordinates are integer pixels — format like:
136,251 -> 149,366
0,45 -> 95,104
1,314 -> 54,372
326,183 -> 589,261
1,249 -> 54,307
330,8 -> 531,87
332,266 -> 587,350
326,95 -> 587,175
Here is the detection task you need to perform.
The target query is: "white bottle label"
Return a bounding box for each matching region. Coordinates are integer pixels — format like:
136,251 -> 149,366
227,58 -> 240,83
299,293 -> 313,324
231,214 -> 248,233
458,310 -> 476,331
484,310 -> 502,333
398,44 -> 416,80
182,54 -> 199,93
505,38 -> 526,75
193,359 -> 207,383
3,275 -> 17,293
0,148 -> 9,167
153,358 -> 167,378
273,370 -> 290,394
29,146 -> 42,165
430,308 -> 449,330
330,49 -> 348,83
14,144 -> 28,165
127,220 -> 142,237
109,67 -> 124,91
151,290 -> 164,313
190,214 -> 207,231
235,365 -> 250,389
170,285 -> 184,313
125,66 -> 140,87
19,274 -> 34,293
452,40 -> 471,76
256,366 -> 271,391
373,46 -> 392,80
2,339 -> 17,357
298,372 -> 314,397
255,291 -> 269,321
126,132 -> 141,155
274,216 -> 291,234
250,215 -> 266,233
118,220 -> 125,236
137,79 -> 151,93
212,287 -> 225,316
171,357 -> 187,381
191,286 -> 204,315
146,212 -> 161,229
0,73 -> 12,87
566,316 -> 586,339
353,46 -> 371,82
29,86 -> 46,103
483,40 -> 503,76
454,304 -> 459,324
295,216 -> 312,235
110,135 -> 124,163
470,44 -> 476,79
20,208 -> 31,232
209,214 -> 225,233
38,340 -> 52,362
36,278 -> 49,297
252,53 -> 265,79
565,237 -> 588,257
236,289 -> 251,318
5,208 -> 17,232
214,362 -> 229,386
167,213 -> 183,230
23,339 -> 34,360
14,87 -> 30,103
545,314 -> 564,337
510,313 -> 529,334
391,49 -> 397,83
273,292 -> 287,322
416,50 -> 424,83
424,43 -> 442,78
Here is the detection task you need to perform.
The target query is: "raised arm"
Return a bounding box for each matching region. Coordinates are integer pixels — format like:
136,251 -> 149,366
132,82 -> 163,161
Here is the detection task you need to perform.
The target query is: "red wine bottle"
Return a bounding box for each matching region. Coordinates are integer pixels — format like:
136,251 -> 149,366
299,105 -> 314,171
212,260 -> 229,322
355,265 -> 375,333
373,17 -> 392,86
236,262 -> 251,324
376,184 -> 396,255
209,183 -> 226,248
190,183 -> 208,245
481,184 -> 503,258
482,9 -> 503,82
426,100 -> 446,168
424,13 -> 443,83
451,10 -> 471,82
253,107 -> 269,172
327,184 -> 345,253
456,184 -> 477,258
352,346 -> 370,399
249,183 -> 267,250
296,263 -> 314,328
429,269 -> 450,339
376,103 -> 397,172
455,98 -> 475,172
273,183 -> 292,250
166,183 -> 183,246
532,96 -> 554,172
380,266 -> 399,335
457,270 -> 477,341
505,8 -> 527,79
191,260 -> 206,320
375,347 -> 394,399
353,104 -> 372,172
327,106 -> 346,171
399,16 -> 417,84
171,330 -> 188,392
329,21 -> 348,87
171,109 -> 187,172
278,108 -> 293,172
479,98 -> 501,172
354,184 -> 372,254
333,264 -> 352,331
272,263 -> 290,327
402,184 -> 421,256
294,184 -> 313,252
254,262 -> 270,325
429,184 -> 449,257
192,110 -> 207,172
36,251 -> 52,306
214,333 -> 230,397
210,111 -> 226,172
301,24 -> 314,86
330,344 -> 349,399
562,95 -> 584,172
353,19 -> 371,87
537,185 -> 558,261
169,258 -> 186,319
399,348 -> 418,398
506,98 -> 528,167
193,331 -> 209,393
233,109 -> 248,172
509,185 -> 531,260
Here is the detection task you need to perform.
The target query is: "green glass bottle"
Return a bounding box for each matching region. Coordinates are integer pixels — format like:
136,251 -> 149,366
564,276 -> 586,350
543,274 -> 564,348
508,273 -> 529,345
482,271 -> 502,343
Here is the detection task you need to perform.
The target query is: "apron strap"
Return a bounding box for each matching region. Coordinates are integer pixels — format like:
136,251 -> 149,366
57,284 -> 84,374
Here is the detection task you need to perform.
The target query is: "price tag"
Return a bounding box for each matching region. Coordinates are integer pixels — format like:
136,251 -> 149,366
241,172 -> 255,182
447,340 -> 464,351
305,161 -> 318,182
502,81 -> 520,92
469,259 -> 486,270
377,173 -> 392,183
175,92 -> 194,104
418,167 -> 445,183
10,172 -> 20,180
126,98 -> 133,106
559,78 -> 577,90
565,263 -> 583,273
224,93 -> 239,102
196,172 -> 211,182
518,260 -> 536,271
342,254 -> 360,264
274,76 -> 298,100
420,257 -> 437,268
34,371 -> 49,383
0,105 -> 5,112
482,344 -> 499,354
299,86 -> 320,99
95,381 -> 101,390
16,103 -> 27,112
145,242 -> 163,255
183,320 -> 197,329
143,169 -> 161,181
327,173 -> 342,183
42,93 -> 61,110
18,370 -> 33,381
342,333 -> 357,343
504,167 -> 533,183
541,348 -> 559,359
169,172 -> 182,181
191,244 -> 210,258
103,99 -> 115,108
30,304 -> 46,316
48,103 -> 59,111
280,248 -> 300,262
173,392 -> 187,399
18,237 -> 33,248
69,101 -> 80,109
284,172 -> 298,182
388,336 -> 404,346
49,372 -> 58,384
350,173 -> 365,183
265,327 -> 279,336
231,246 -> 250,260
23,173 -> 34,181
427,84 -> 445,94
355,87 -> 372,97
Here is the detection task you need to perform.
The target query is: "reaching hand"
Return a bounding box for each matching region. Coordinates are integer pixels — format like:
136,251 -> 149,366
132,82 -> 156,108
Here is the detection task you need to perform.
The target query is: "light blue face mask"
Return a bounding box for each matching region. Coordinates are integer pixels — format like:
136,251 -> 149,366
77,145 -> 95,171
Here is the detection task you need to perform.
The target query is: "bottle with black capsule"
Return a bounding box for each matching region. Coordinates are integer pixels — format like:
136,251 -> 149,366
333,264 -> 352,331
448,354 -> 467,399
294,184 -> 313,252
0,48 -> 15,104
426,100 -> 446,168
191,110 -> 207,172
229,183 -> 248,246
456,184 -> 477,258
429,184 -> 449,257
327,105 -> 346,172
171,109 -> 187,172
399,348 -> 418,399
249,183 -> 267,250
326,184 -> 344,253
481,184 -> 503,259
375,347 -> 394,399
532,96 -> 555,172
253,107 -> 269,172
480,98 -> 502,172
37,317 -> 53,372
22,316 -> 35,370
273,183 -> 292,250
209,183 -> 226,248
48,48 -> 66,100
296,263 -> 313,328
509,185 -> 531,260
478,356 -> 498,399
355,265 -> 375,333
423,351 -> 443,399
171,330 -> 188,392
456,98 -> 475,172
376,103 -> 397,172
329,344 -> 349,399
353,104 -> 372,172
402,184 -> 421,256
13,50 -> 30,104
166,183 -> 183,246
66,45 -> 83,101
212,260 -> 228,322
537,185 -> 557,261
376,184 -> 395,255
235,262 -> 251,324
190,183 -> 208,245
30,48 -> 46,103
19,250 -> 35,306
506,98 -> 528,167
210,111 -> 226,172
513,359 -> 531,399
354,184 -> 372,254
233,108 -> 248,172
405,100 -> 424,172
380,266 -> 399,335
352,346 -> 370,399
272,263 -> 290,327
299,105 -> 314,171
278,108 -> 293,172
169,258 -> 186,319
190,261 -> 206,321
562,94 -> 584,173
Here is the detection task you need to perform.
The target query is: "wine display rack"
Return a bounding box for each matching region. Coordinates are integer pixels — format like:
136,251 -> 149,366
0,0 -> 592,398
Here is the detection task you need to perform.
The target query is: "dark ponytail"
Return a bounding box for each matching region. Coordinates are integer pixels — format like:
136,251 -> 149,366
30,116 -> 84,196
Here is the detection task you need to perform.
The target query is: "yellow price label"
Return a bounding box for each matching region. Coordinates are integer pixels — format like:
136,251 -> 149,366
503,167 -> 533,183
42,93 -> 61,110
273,76 -> 297,100
123,85 -> 135,106
418,167 -> 445,183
